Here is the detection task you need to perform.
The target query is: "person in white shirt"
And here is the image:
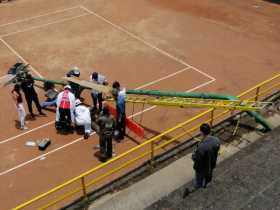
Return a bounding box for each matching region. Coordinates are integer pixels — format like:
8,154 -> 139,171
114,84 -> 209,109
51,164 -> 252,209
74,99 -> 92,139
55,85 -> 76,131
90,72 -> 108,112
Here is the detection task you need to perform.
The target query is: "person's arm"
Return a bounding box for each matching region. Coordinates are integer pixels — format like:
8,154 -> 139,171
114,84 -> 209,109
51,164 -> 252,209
12,91 -> 19,106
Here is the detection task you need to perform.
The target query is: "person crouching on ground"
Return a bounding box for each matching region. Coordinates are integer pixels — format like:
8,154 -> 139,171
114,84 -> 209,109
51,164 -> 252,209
97,105 -> 115,161
112,81 -> 126,141
11,84 -> 27,130
74,99 -> 92,139
55,85 -> 75,131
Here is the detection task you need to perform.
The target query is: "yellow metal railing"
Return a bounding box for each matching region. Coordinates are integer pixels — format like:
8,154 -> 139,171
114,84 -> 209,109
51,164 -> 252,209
14,73 -> 280,210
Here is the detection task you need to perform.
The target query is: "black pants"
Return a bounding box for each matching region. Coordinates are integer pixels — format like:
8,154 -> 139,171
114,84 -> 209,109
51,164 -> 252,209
100,132 -> 113,158
70,82 -> 81,99
59,108 -> 71,126
25,95 -> 41,115
91,92 -> 103,111
116,114 -> 126,139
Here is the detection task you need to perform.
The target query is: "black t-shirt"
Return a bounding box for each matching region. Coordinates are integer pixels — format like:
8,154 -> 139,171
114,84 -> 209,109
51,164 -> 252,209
21,78 -> 37,97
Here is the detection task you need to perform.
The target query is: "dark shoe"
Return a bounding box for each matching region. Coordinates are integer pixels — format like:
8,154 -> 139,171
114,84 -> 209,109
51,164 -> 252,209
39,111 -> 46,116
84,133 -> 89,139
30,113 -> 35,118
183,188 -> 190,198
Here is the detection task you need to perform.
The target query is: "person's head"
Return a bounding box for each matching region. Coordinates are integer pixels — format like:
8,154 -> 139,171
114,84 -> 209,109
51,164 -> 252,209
72,67 -> 80,77
13,84 -> 21,92
64,85 -> 71,91
200,123 -> 211,136
92,72 -> 98,81
112,81 -> 120,90
102,105 -> 110,116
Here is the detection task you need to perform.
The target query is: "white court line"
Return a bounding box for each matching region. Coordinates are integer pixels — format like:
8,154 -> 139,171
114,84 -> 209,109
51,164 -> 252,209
0,5 -> 81,28
0,121 -> 55,145
0,13 -> 90,38
136,67 -> 190,90
0,66 -> 194,145
80,5 -> 216,81
0,38 -> 43,77
0,78 -> 215,177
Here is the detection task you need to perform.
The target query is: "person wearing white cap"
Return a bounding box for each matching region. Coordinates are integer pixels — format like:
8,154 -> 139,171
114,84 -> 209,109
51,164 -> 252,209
55,85 -> 76,130
74,99 -> 92,139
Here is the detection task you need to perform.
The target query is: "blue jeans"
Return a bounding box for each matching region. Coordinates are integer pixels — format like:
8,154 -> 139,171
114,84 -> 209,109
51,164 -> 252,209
195,172 -> 207,189
41,99 -> 57,109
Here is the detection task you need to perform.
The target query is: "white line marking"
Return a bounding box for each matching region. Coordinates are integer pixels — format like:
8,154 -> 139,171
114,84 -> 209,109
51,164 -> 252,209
135,67 -> 190,90
0,79 -> 215,176
0,13 -> 90,38
0,5 -> 81,28
0,121 -> 55,145
80,5 -> 216,81
0,38 -> 43,77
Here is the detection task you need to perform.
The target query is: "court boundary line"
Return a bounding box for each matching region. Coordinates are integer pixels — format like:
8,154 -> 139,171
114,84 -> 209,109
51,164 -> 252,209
0,13 -> 91,38
80,5 -> 216,81
0,77 -> 215,176
0,38 -> 43,77
0,5 -> 215,82
0,5 -> 81,28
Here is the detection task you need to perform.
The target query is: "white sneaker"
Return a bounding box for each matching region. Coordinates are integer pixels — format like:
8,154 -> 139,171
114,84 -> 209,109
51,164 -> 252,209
20,126 -> 28,130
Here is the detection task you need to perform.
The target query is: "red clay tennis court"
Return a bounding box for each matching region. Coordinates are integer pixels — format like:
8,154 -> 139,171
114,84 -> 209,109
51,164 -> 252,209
0,0 -> 279,209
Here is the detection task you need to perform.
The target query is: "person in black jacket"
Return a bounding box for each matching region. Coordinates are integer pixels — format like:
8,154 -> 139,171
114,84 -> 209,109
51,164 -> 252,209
97,105 -> 115,162
192,123 -> 220,189
21,73 -> 45,118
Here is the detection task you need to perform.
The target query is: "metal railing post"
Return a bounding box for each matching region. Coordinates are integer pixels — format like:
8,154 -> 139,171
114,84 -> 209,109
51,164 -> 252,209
150,141 -> 155,169
210,108 -> 215,127
255,87 -> 260,101
81,177 -> 87,200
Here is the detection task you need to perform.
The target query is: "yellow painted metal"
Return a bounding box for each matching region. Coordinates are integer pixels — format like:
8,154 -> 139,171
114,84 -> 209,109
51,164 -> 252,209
125,96 -> 270,111
14,72 -> 280,210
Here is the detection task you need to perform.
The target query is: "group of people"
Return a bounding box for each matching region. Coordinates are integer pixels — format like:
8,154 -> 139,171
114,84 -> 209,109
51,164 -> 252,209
12,73 -> 46,130
11,67 -> 126,161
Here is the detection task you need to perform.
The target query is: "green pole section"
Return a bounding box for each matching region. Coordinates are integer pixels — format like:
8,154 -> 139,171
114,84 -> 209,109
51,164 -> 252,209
126,89 -> 272,131
32,76 -> 67,86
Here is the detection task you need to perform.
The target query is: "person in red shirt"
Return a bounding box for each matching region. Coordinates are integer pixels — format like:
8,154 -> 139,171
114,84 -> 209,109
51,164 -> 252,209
55,85 -> 76,131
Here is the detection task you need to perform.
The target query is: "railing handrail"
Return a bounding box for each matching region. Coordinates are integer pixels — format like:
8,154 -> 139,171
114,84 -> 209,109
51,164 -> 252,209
14,72 -> 280,210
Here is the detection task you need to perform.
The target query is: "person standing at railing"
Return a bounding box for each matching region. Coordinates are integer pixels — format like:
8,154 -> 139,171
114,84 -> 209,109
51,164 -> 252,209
184,123 -> 220,197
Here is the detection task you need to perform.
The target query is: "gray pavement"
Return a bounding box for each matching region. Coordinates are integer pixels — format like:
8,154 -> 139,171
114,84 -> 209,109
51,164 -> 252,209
146,126 -> 280,210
